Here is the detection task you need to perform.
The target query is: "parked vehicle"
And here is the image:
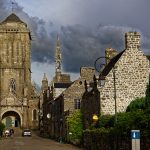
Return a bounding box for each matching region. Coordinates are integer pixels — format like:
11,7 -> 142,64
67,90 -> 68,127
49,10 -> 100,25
4,129 -> 10,137
22,129 -> 31,136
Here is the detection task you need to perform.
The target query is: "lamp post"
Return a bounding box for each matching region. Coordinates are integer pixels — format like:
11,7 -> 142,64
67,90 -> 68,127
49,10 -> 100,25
92,114 -> 99,128
94,56 -> 117,125
47,113 -> 51,136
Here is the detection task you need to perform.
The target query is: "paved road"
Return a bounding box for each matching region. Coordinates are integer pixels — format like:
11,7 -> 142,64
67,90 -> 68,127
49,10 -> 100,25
0,131 -> 83,150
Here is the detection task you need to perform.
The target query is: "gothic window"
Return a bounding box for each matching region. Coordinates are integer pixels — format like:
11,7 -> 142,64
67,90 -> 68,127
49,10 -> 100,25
33,109 -> 37,121
74,99 -> 81,109
10,78 -> 16,92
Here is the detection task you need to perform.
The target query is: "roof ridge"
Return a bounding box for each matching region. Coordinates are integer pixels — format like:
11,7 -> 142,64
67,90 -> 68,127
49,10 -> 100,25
1,13 -> 25,24
100,50 -> 125,77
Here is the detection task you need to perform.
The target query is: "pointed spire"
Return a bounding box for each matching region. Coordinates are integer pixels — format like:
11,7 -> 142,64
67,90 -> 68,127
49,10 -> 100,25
56,34 -> 60,46
55,35 -> 62,74
32,80 -> 36,87
42,73 -> 48,81
42,73 -> 48,91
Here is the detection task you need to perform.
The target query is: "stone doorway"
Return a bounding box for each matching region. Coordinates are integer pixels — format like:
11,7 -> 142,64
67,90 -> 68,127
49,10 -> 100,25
2,111 -> 21,128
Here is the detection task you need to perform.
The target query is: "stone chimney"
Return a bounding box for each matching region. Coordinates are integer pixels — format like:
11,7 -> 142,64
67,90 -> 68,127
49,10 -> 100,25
80,67 -> 95,81
105,47 -> 118,64
125,32 -> 140,49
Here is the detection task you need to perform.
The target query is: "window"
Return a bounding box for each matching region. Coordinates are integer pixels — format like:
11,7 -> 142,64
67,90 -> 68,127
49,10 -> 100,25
74,99 -> 81,109
10,78 -> 16,92
33,109 -> 37,121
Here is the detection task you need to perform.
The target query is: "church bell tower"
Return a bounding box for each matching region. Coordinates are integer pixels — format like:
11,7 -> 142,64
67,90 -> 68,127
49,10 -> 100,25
0,13 -> 32,128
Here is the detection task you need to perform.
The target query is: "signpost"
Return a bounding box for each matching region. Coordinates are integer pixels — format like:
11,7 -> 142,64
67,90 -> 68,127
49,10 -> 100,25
131,130 -> 140,150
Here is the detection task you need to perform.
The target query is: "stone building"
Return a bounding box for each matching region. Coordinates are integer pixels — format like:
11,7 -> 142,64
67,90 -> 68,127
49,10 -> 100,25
0,13 -> 39,129
81,76 -> 100,129
41,66 -> 96,141
98,32 -> 150,115
62,67 -> 96,114
41,37 -> 72,137
51,36 -> 72,98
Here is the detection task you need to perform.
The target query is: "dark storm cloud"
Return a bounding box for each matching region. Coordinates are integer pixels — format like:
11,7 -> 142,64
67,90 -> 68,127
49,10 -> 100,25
0,0 -> 55,63
0,0 -> 150,74
60,25 -> 145,73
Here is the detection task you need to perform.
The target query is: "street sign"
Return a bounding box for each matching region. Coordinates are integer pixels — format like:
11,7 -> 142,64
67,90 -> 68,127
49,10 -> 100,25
131,130 -> 140,150
132,130 -> 140,139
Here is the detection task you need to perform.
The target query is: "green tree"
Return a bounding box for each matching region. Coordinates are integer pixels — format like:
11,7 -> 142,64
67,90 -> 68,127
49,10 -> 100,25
0,122 -> 5,130
0,122 -> 5,137
99,115 -> 114,128
126,97 -> 146,112
67,110 -> 83,143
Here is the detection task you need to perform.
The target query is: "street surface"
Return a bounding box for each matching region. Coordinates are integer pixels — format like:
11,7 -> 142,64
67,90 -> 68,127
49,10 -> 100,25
0,130 -> 83,150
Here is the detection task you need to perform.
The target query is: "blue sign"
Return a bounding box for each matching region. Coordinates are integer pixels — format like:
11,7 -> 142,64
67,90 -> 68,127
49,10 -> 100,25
132,130 -> 140,139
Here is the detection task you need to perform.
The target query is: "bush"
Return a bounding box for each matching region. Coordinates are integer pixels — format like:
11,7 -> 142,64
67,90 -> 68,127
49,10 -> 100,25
99,115 -> 114,128
0,122 -> 5,133
126,97 -> 146,112
67,110 -> 83,143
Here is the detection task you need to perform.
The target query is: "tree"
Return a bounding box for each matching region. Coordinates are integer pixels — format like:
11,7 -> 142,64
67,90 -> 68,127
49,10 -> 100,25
0,122 -> 5,137
126,97 -> 146,112
67,110 -> 83,143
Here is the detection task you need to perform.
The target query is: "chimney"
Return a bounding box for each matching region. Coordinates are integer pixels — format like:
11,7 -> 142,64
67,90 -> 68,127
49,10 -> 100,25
125,32 -> 140,49
80,67 -> 95,81
105,47 -> 118,64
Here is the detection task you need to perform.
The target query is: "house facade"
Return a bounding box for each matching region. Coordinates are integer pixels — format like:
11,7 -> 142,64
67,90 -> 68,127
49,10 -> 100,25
99,32 -> 150,115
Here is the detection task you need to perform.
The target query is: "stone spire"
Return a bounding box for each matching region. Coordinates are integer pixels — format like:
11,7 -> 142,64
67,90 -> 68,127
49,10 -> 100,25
55,35 -> 62,74
42,73 -> 48,91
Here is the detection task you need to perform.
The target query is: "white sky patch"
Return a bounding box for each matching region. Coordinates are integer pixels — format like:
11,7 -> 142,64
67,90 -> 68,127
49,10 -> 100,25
31,62 -> 55,87
31,62 -> 80,87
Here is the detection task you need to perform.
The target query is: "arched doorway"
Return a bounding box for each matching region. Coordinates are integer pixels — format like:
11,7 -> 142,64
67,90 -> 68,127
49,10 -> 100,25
2,111 -> 21,128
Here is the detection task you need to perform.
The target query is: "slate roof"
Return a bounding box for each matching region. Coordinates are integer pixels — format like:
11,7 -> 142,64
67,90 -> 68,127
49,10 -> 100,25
54,83 -> 72,88
1,13 -> 26,25
100,50 -> 125,77
146,55 -> 150,61
100,51 -> 150,78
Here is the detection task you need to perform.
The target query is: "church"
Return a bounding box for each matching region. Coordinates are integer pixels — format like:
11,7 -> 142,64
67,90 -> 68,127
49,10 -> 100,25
0,13 -> 39,129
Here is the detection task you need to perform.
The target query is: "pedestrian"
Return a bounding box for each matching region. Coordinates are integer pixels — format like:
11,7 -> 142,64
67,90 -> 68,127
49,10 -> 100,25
10,128 -> 14,137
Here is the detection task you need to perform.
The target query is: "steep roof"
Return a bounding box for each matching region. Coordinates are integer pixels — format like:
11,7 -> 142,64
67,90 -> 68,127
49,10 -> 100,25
1,13 -> 26,25
101,52 -> 150,78
100,50 -> 125,77
54,83 -> 72,88
146,55 -> 150,61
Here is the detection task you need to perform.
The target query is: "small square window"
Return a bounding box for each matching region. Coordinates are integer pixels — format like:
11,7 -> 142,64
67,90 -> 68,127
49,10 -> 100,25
74,99 -> 80,109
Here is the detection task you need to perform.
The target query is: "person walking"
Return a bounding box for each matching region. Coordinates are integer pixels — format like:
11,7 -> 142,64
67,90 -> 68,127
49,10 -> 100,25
10,128 -> 14,137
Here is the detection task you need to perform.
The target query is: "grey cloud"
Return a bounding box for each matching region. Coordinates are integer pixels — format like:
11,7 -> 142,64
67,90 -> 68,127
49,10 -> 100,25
0,0 -> 150,75
60,25 -> 150,73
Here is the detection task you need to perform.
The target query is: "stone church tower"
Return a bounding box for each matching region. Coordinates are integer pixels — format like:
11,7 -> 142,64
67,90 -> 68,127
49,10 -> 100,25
53,36 -> 71,83
0,13 -> 34,128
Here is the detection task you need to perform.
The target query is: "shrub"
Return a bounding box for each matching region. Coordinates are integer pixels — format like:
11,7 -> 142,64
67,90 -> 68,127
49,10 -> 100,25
99,115 -> 114,128
126,97 -> 146,112
67,110 -> 83,143
0,122 -> 5,131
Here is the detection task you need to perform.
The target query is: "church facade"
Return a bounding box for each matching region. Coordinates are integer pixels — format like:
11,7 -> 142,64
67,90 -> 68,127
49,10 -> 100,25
0,13 -> 39,129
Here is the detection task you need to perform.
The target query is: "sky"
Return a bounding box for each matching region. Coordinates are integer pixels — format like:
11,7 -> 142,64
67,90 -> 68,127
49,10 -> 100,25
0,0 -> 150,88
